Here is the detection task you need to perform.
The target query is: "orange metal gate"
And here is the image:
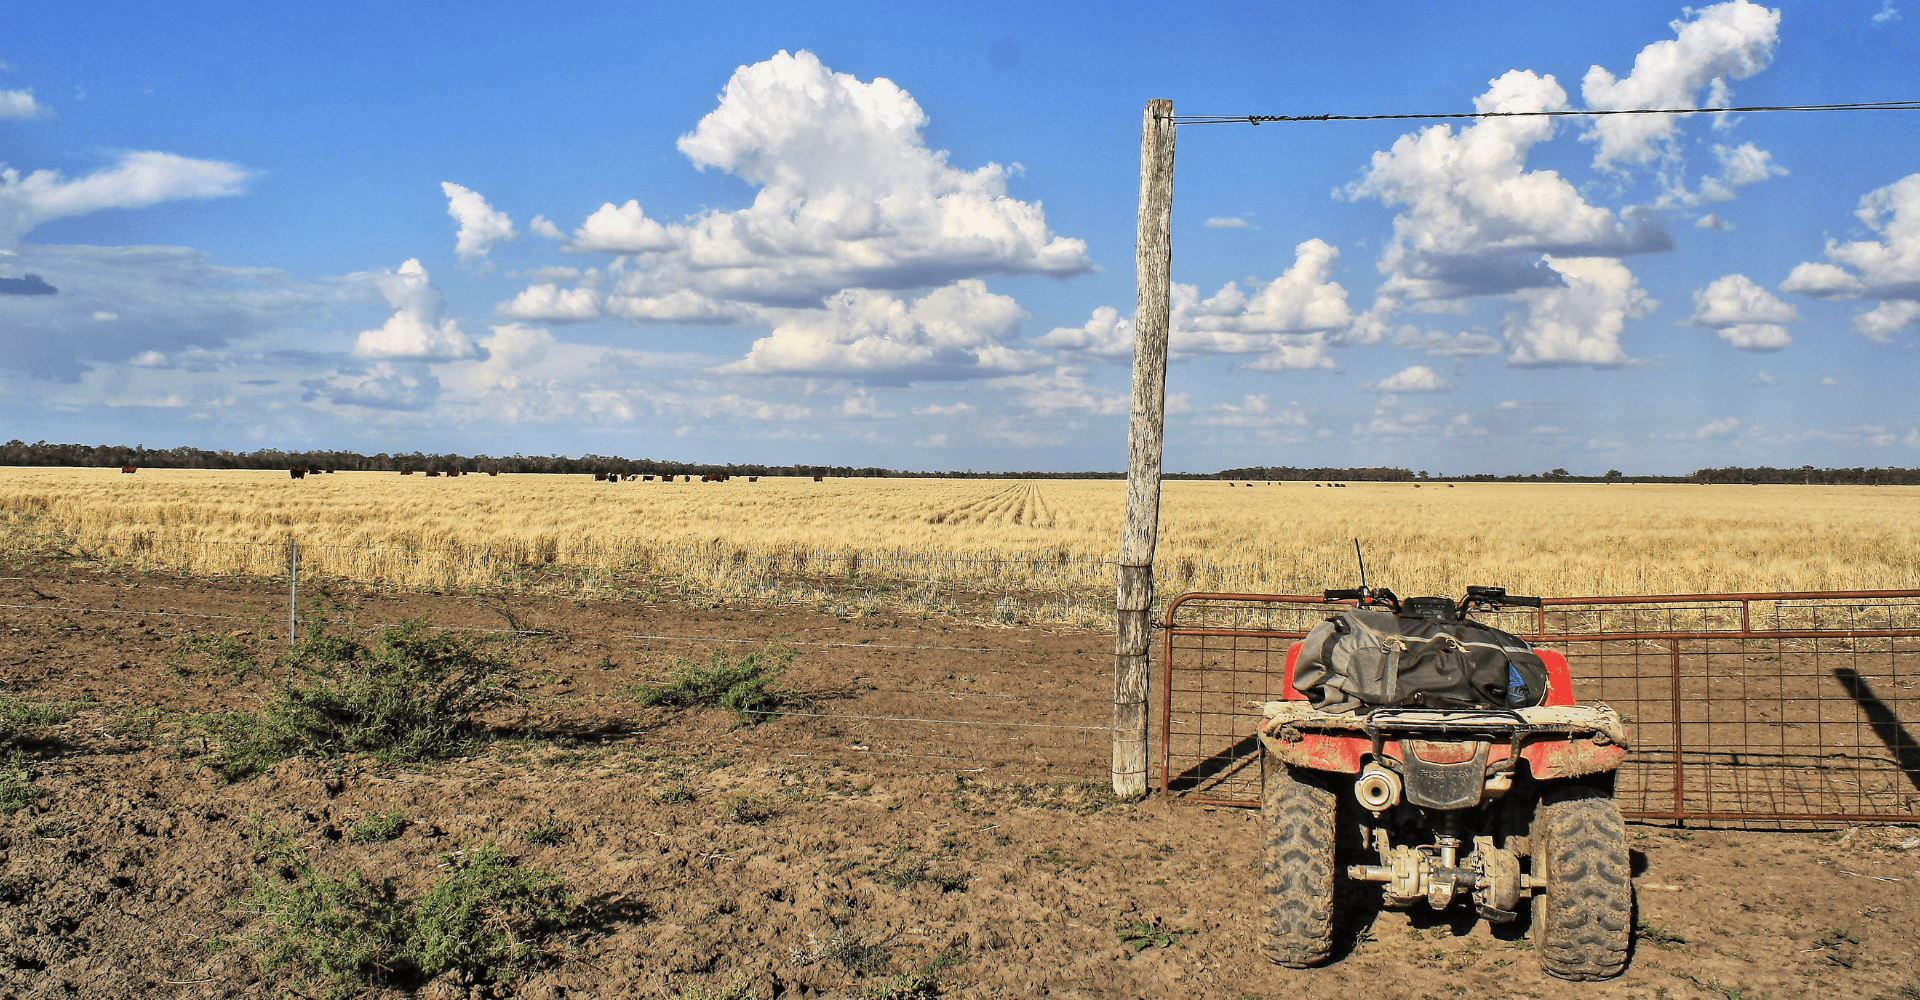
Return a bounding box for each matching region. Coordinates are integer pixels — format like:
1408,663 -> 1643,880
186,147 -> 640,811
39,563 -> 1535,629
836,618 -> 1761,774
1158,590 -> 1920,825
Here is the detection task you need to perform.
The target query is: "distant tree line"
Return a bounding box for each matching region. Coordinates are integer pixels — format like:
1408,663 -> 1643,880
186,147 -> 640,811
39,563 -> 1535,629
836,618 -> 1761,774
1686,465 -> 1920,485
2,440 -> 1915,485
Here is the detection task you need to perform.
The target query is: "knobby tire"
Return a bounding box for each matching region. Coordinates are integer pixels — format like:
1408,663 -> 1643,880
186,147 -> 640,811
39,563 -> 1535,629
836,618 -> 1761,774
1261,756 -> 1336,967
1531,783 -> 1633,980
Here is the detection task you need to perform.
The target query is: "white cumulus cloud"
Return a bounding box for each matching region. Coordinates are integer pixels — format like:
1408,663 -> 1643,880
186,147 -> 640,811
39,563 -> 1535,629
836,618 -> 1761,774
515,50 -> 1092,315
565,199 -> 677,255
1040,240 -> 1353,368
1192,394 -> 1307,427
0,89 -> 46,120
1502,256 -> 1654,368
349,259 -> 480,361
992,365 -> 1126,416
440,182 -> 517,263
839,392 -> 897,419
1579,1 -> 1780,174
304,361 -> 441,411
1693,416 -> 1741,439
718,279 -> 1039,383
1779,173 -> 1920,341
0,151 -> 248,248
1347,70 -> 1672,308
1036,304 -> 1134,358
1361,365 -> 1454,394
495,283 -> 602,323
1686,273 -> 1797,350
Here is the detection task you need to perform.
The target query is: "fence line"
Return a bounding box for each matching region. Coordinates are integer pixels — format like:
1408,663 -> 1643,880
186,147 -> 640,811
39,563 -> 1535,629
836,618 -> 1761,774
0,602 -> 1037,653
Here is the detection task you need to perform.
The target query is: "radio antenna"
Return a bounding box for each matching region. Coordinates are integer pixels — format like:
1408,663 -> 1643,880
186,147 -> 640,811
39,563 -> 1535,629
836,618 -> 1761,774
1353,538 -> 1370,595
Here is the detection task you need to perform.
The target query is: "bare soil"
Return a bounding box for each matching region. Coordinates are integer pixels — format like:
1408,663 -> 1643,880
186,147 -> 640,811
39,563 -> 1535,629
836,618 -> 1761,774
1,562 -> 1917,999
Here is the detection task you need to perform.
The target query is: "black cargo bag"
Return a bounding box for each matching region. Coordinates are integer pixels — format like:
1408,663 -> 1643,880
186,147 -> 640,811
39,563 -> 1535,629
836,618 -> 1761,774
1291,608 -> 1550,714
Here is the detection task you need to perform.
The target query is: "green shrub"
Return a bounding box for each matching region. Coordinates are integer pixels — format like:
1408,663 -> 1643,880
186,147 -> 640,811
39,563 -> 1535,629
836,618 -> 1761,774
403,844 -> 568,982
630,644 -> 795,727
248,865 -> 408,997
245,841 -> 566,997
197,619 -> 511,781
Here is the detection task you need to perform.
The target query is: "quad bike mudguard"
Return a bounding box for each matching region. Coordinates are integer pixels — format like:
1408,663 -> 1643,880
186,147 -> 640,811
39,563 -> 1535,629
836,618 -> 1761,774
1258,642 -> 1628,782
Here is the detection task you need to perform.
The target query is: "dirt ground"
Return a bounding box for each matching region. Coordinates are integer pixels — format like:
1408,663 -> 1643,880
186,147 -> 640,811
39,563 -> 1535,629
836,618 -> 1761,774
1,562 -> 1918,1000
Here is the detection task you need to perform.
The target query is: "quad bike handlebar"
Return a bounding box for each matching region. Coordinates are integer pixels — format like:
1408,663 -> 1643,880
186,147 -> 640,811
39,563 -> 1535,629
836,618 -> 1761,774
1322,584 -> 1540,616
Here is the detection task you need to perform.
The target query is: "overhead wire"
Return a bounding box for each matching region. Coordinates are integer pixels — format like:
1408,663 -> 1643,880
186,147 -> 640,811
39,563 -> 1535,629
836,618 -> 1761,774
1165,99 -> 1920,126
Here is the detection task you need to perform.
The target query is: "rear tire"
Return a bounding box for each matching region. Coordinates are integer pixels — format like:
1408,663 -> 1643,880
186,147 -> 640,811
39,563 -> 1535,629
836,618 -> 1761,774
1530,783 -> 1632,980
1260,755 -> 1336,967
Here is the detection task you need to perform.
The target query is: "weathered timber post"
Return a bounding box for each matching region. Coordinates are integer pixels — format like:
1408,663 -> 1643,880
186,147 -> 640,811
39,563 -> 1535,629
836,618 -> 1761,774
1113,98 -> 1175,799
288,538 -> 299,649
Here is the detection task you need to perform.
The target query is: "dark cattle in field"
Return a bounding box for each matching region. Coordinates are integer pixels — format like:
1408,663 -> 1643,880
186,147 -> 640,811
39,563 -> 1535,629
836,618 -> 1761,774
425,471 -> 440,477
401,470 -> 413,475
488,470 -> 498,476
748,476 -> 758,482
812,475 -> 823,482
290,468 -> 307,480
593,472 -> 607,481
120,466 -> 137,474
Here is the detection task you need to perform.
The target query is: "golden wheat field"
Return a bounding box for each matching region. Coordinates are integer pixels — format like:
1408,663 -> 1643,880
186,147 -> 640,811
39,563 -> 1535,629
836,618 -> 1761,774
2,467 -> 1917,622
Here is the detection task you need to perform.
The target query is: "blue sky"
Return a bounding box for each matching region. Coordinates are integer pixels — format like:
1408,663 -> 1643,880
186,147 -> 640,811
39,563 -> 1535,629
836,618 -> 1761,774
2,0 -> 1916,474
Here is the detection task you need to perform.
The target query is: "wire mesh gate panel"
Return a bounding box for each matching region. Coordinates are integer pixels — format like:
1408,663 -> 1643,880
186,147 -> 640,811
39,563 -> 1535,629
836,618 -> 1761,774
1159,591 -> 1920,825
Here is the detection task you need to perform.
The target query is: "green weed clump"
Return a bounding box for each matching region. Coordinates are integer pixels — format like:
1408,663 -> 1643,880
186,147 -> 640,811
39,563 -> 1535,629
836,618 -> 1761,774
246,841 -> 565,997
723,792 -> 778,825
0,753 -> 37,815
629,644 -> 795,727
0,694 -> 90,813
0,693 -> 90,744
522,819 -> 565,846
196,619 -> 512,782
347,813 -> 408,845
176,629 -> 264,679
1115,917 -> 1196,952
653,784 -> 693,805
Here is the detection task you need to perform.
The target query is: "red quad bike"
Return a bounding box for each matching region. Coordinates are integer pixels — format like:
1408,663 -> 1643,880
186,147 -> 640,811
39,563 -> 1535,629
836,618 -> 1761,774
1256,584 -> 1633,980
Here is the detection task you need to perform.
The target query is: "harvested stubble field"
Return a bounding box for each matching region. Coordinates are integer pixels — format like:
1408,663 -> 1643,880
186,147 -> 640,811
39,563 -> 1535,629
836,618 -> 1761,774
3,469 -> 1919,627
1,561 -> 1918,999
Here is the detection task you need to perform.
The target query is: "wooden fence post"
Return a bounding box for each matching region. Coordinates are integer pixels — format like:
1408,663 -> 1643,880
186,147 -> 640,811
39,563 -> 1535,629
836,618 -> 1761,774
288,538 -> 299,649
1113,98 -> 1175,799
